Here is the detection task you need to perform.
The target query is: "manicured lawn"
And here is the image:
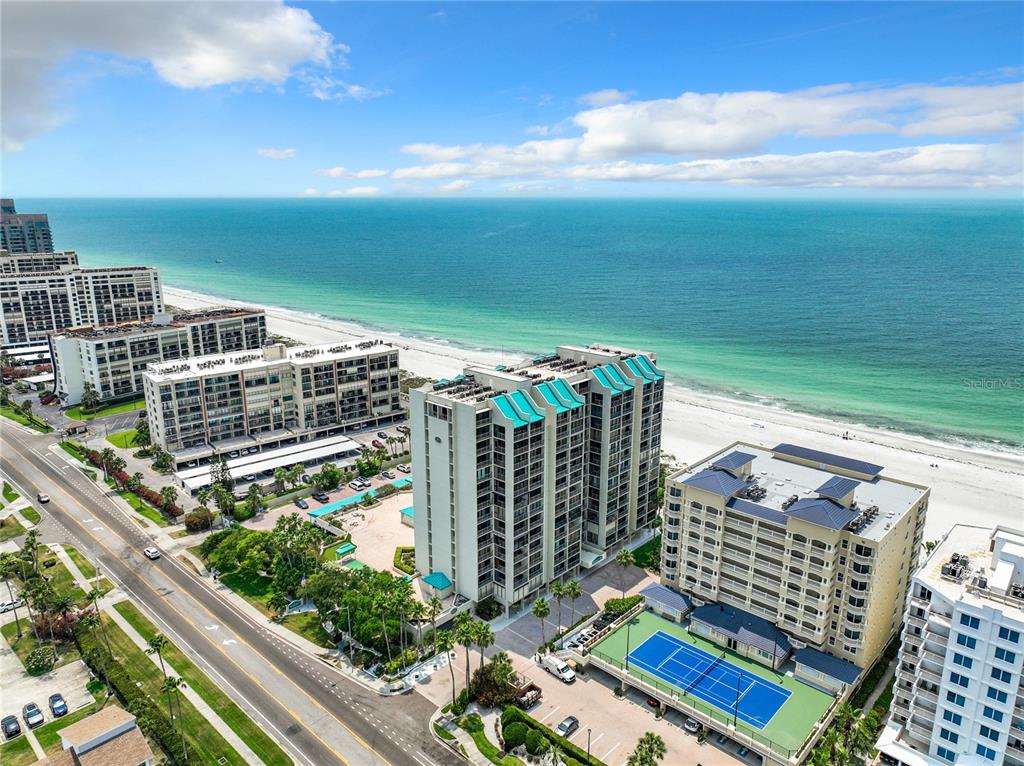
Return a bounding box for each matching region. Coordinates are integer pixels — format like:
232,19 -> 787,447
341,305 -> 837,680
281,611 -> 335,649
2,620 -> 81,673
320,537 -> 355,562
20,505 -> 41,524
590,610 -> 832,757
64,545 -> 98,579
113,601 -> 294,766
99,614 -> 248,766
0,733 -> 36,766
632,534 -> 662,569
105,428 -> 137,449
110,484 -> 168,527
65,397 -> 145,420
37,552 -> 88,605
3,482 -> 19,502
220,571 -> 275,616
1,404 -> 52,432
59,441 -> 87,462
0,515 -> 26,542
459,714 -> 523,766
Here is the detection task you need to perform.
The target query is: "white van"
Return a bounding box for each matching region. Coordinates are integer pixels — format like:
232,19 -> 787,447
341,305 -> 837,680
541,654 -> 576,683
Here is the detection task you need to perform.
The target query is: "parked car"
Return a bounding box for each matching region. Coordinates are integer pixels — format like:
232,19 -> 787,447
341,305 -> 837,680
36,493 -> 50,503
242,474 -> 257,482
348,481 -> 364,491
312,490 -> 329,503
301,474 -> 311,484
0,598 -> 22,613
397,464 -> 412,473
381,470 -> 396,480
143,547 -> 161,560
186,461 -> 198,468
48,694 -> 67,717
377,431 -> 389,439
228,451 -> 239,458
22,703 -> 44,729
396,425 -> 409,434
2,715 -> 21,740
293,499 -> 309,510
683,717 -> 702,734
556,716 -> 579,737
371,439 -> 384,449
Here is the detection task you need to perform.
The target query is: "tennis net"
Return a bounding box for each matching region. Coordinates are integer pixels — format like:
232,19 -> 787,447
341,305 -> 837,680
684,650 -> 728,694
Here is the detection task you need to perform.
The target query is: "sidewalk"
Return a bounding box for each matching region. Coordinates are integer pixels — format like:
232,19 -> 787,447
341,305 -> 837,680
104,595 -> 267,766
47,544 -> 95,592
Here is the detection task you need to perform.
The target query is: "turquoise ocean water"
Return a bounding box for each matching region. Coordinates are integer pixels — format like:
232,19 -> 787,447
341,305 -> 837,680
25,198 -> 1024,449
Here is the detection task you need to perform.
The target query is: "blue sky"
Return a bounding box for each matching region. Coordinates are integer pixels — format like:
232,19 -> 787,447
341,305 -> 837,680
2,1 -> 1021,196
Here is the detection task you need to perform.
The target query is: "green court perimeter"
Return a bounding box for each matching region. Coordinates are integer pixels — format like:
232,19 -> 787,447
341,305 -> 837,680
589,610 -> 833,757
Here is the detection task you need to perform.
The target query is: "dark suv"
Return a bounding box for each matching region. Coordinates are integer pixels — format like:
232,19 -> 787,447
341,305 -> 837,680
2,715 -> 21,740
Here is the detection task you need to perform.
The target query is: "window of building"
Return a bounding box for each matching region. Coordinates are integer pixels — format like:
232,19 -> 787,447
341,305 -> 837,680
939,728 -> 959,744
949,672 -> 969,688
952,653 -> 973,669
986,687 -> 1008,704
990,667 -> 1012,684
946,691 -> 965,707
956,633 -> 977,649
935,746 -> 957,763
975,745 -> 996,761
998,626 -> 1021,643
942,709 -> 963,725
994,647 -> 1016,664
979,725 -> 1000,742
959,614 -> 980,629
982,706 -> 1004,723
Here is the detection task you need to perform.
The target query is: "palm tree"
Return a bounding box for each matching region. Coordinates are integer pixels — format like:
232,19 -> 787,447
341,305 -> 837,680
195,486 -> 212,508
627,732 -> 666,766
615,548 -> 635,598
0,383 -> 10,405
161,675 -> 189,761
76,611 -> 113,697
474,621 -> 494,674
80,382 -> 100,413
87,587 -> 114,660
287,464 -> 305,489
99,447 -> 116,479
435,629 -> 457,708
374,590 -> 394,662
453,611 -> 476,694
147,634 -> 171,679
127,472 -> 145,492
564,580 -> 583,628
158,485 -> 179,511
50,592 -> 74,652
22,529 -> 40,576
427,595 -> 442,654
273,467 -> 289,491
531,597 -> 550,648
551,581 -> 566,634
409,601 -> 428,651
0,553 -> 24,637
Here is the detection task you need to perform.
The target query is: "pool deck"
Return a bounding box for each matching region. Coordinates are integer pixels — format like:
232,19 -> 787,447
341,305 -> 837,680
588,610 -> 833,757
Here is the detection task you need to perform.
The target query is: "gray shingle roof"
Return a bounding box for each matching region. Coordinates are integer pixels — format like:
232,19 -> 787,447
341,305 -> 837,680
793,647 -> 862,685
691,603 -> 791,658
787,497 -> 860,530
815,476 -> 860,502
772,443 -> 884,477
640,583 -> 692,615
681,469 -> 749,497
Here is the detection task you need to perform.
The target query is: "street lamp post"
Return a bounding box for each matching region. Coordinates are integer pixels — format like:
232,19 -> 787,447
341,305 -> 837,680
586,728 -> 591,765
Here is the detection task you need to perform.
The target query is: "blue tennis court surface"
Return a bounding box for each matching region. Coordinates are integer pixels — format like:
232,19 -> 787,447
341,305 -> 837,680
627,631 -> 791,729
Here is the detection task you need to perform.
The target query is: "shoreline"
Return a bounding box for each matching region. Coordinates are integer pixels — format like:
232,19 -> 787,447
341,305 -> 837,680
164,284 -> 1023,539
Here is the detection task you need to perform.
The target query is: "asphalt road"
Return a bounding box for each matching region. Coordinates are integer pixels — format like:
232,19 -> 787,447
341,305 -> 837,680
1,422 -> 456,766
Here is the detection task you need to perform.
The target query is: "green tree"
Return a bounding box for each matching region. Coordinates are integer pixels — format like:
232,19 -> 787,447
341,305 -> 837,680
454,611 -> 476,694
286,464 -> 305,489
153,449 -> 174,472
127,472 -> 145,492
436,629 -> 457,708
615,548 -> 635,598
273,467 -> 289,491
474,620 -> 494,673
99,447 -> 117,479
132,418 -> 151,446
427,595 -> 443,654
551,580 -> 566,634
76,612 -> 112,697
80,382 -> 100,413
626,732 -> 666,766
810,704 -> 880,766
147,634 -> 171,680
0,383 -> 10,404
531,597 -> 550,647
563,579 -> 583,628
158,485 -> 179,511
242,483 -> 265,518
0,554 -> 24,637
409,600 -> 428,649
161,675 -> 189,760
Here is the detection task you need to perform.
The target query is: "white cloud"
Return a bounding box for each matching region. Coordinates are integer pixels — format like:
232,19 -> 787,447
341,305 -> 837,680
302,75 -> 389,102
327,186 -> 383,197
437,179 -> 473,193
258,147 -> 297,160
2,1 -> 337,150
301,187 -> 321,196
578,88 -> 633,107
314,166 -> 389,178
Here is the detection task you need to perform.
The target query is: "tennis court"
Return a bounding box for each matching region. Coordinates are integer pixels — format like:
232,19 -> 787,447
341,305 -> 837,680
628,630 -> 790,729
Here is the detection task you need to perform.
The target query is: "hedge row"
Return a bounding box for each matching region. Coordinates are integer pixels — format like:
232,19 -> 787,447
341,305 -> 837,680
501,706 -> 605,766
393,546 -> 415,575
85,449 -> 182,518
80,639 -> 192,763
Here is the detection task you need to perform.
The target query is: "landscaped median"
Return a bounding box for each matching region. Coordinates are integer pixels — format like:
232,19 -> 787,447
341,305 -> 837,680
0,402 -> 52,432
65,396 -> 145,421
113,600 -> 294,766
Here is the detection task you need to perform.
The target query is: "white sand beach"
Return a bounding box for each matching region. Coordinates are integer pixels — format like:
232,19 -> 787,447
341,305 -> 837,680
166,286 -> 1023,539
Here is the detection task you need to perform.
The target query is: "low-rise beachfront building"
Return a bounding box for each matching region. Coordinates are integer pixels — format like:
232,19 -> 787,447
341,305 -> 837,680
0,249 -> 78,274
660,442 -> 929,672
143,340 -> 403,465
876,524 -> 1024,766
50,308 -> 267,405
1,199 -> 54,254
411,343 -> 664,612
0,265 -> 164,348
32,705 -> 155,766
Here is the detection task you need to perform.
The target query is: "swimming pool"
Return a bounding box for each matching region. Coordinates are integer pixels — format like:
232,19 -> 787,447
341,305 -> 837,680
307,478 -> 411,518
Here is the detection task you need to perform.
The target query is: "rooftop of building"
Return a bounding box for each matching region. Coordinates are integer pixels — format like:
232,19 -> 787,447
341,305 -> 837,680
55,705 -> 135,747
918,523 -> 1024,620
0,249 -> 76,258
422,343 -> 661,406
146,339 -> 396,380
54,308 -> 264,340
9,264 -> 157,277
670,442 -> 927,540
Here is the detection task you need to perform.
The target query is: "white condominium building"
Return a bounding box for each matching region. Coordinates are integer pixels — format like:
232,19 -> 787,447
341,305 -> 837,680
1,199 -> 54,254
0,265 -> 163,347
661,442 -> 929,671
50,308 -> 267,405
877,524 -> 1024,766
411,344 -> 664,612
1,250 -> 79,274
143,340 -> 402,455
